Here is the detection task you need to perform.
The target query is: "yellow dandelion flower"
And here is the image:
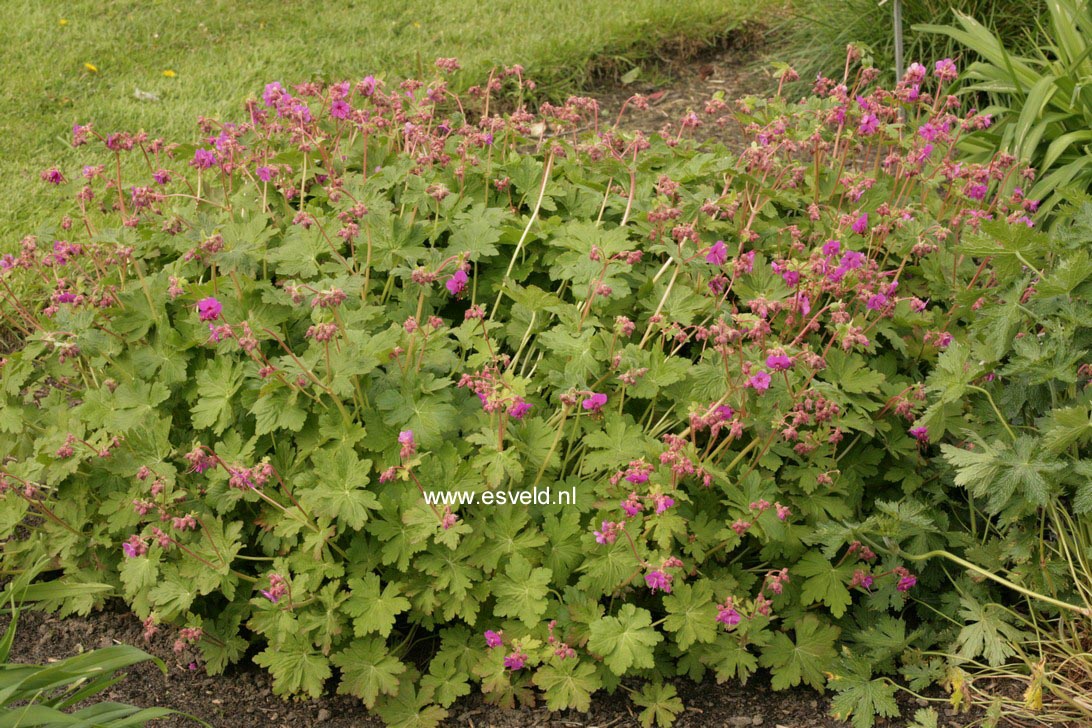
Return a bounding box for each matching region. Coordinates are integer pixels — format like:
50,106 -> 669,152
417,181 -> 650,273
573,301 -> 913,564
162,69 -> 176,78
59,18 -> 68,26
84,62 -> 98,73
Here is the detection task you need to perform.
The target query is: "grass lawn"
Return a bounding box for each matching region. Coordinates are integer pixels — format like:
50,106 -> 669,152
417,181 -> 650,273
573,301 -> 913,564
2,0 -> 773,240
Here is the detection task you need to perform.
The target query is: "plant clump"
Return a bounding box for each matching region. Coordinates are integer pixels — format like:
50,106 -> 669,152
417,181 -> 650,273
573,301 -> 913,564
0,54 -> 1071,727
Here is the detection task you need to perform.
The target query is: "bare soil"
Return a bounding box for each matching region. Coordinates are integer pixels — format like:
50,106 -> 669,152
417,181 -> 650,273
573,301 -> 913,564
9,605 -> 960,728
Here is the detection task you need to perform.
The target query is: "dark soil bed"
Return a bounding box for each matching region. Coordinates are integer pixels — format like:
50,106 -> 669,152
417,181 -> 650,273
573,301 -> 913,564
9,605 -> 962,728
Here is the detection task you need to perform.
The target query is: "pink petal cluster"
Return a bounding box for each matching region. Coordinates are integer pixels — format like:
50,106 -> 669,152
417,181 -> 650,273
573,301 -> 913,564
582,392 -> 608,412
196,296 -> 222,321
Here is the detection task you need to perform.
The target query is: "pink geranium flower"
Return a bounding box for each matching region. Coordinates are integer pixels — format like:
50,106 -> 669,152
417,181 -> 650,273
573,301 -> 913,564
196,297 -> 222,321
747,371 -> 771,391
644,570 -> 672,593
705,240 -> 728,265
582,393 -> 607,412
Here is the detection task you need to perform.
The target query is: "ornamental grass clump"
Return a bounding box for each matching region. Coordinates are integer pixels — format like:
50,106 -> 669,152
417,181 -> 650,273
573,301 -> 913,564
0,54 -> 1042,726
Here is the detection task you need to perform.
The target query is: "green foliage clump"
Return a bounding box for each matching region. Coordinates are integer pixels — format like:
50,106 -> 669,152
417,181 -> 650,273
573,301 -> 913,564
0,61 -> 1067,726
912,201 -> 1092,723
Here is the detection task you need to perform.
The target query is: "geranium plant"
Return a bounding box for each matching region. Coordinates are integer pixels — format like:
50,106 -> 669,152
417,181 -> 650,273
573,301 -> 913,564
0,54 -> 1039,726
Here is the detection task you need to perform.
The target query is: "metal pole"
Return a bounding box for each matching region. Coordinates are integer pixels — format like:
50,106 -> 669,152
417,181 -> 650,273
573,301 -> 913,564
893,0 -> 905,81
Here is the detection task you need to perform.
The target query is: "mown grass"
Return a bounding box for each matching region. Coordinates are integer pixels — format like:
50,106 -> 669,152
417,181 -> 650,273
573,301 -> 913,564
2,0 -> 775,239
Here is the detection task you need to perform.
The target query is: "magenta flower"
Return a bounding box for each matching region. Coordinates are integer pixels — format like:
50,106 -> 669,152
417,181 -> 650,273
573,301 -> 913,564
256,165 -> 275,182
196,297 -> 222,321
41,167 -> 66,185
122,535 -> 147,558
840,250 -> 865,270
440,509 -> 459,530
503,652 -> 527,671
716,601 -> 741,627
330,100 -> 351,119
909,426 -> 929,443
935,58 -> 958,81
72,123 -> 91,146
716,405 -> 734,421
582,392 -> 608,412
261,574 -> 288,604
747,371 -> 771,392
850,569 -> 874,590
191,149 -> 217,169
508,398 -> 532,420
765,353 -> 792,371
966,183 -> 988,201
594,520 -> 621,544
445,269 -> 468,296
822,239 -> 841,257
644,570 -> 672,593
852,213 -> 869,235
858,113 -> 880,136
652,494 -> 675,514
484,630 -> 503,649
902,62 -> 925,85
263,81 -> 285,106
705,240 -> 728,265
897,574 -> 918,592
866,293 -> 887,310
398,430 -> 416,459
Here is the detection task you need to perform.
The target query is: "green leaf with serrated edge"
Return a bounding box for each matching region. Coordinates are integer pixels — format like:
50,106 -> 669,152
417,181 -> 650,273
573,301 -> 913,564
588,604 -> 663,676
420,654 -> 471,708
492,554 -> 552,626
632,681 -> 684,728
576,537 -> 640,597
343,574 -> 410,639
794,551 -> 854,618
299,444 -> 379,530
190,357 -> 243,434
446,203 -> 509,260
581,415 -> 655,472
954,597 -> 1023,667
147,568 -> 195,621
829,658 -> 900,728
253,634 -> 331,699
1043,404 -> 1092,453
472,509 -> 548,574
199,615 -> 248,676
251,382 -> 307,435
906,707 -> 940,728
900,658 -> 946,693
703,634 -> 759,684
662,581 -> 718,650
532,659 -> 600,712
331,637 -> 406,708
759,615 -> 839,691
375,676 -> 449,728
